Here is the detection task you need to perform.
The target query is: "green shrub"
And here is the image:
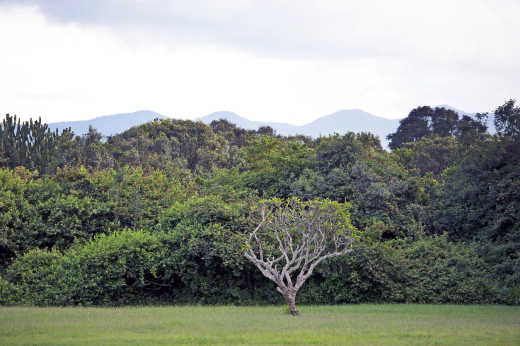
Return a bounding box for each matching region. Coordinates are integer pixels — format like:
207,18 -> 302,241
5,248 -> 77,305
69,229 -> 165,305
299,235 -> 496,304
0,275 -> 19,305
2,230 -> 500,306
6,230 -> 164,306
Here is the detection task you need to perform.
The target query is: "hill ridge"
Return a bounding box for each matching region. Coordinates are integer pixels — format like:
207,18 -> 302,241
49,106 -> 475,147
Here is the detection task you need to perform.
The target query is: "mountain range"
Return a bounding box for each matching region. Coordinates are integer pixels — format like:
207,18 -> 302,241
199,110 -> 401,146
48,106 -> 485,148
49,110 -> 169,137
48,109 -> 402,147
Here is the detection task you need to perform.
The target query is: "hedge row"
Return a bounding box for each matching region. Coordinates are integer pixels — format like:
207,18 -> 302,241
3,229 -> 515,306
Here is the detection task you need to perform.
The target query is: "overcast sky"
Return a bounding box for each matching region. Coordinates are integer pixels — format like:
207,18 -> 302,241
0,0 -> 518,124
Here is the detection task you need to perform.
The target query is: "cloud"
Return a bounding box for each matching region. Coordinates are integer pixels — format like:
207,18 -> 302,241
0,1 -> 518,124
2,0 -> 519,65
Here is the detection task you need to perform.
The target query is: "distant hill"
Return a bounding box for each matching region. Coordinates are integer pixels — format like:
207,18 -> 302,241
49,106 -> 484,148
49,109 -> 404,148
297,109 -> 400,142
198,111 -> 301,135
199,110 -> 400,147
49,110 -> 169,136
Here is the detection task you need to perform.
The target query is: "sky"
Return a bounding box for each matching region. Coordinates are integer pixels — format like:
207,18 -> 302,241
0,0 -> 518,124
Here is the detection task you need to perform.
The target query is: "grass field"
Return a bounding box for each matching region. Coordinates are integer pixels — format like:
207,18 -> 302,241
1,305 -> 519,345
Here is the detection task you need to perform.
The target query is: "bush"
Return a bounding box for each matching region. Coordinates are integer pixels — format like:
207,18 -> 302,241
2,230 -> 500,306
299,235 -> 496,304
69,229 -> 165,305
0,275 -> 19,305
398,235 -> 495,303
6,230 -> 164,306
5,249 -> 76,305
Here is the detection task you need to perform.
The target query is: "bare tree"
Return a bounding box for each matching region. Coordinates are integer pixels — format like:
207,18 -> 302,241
244,199 -> 355,315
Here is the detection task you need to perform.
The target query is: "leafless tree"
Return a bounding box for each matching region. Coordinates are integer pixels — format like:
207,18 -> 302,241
244,199 -> 355,315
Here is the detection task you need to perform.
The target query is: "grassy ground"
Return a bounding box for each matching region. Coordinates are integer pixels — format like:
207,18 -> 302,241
0,305 -> 519,345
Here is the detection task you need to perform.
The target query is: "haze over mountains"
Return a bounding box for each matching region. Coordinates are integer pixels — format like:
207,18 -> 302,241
48,109 -> 402,147
48,106 -> 482,148
49,110 -> 169,137
199,110 -> 401,147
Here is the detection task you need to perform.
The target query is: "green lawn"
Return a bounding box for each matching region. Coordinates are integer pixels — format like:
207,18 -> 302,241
0,305 -> 519,345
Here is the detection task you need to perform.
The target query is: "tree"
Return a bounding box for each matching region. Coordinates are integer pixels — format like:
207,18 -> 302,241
257,126 -> 275,137
244,199 -> 355,314
392,136 -> 459,176
314,133 -> 362,175
0,114 -> 62,174
495,99 -> 520,139
241,136 -> 314,198
81,126 -> 107,169
456,114 -> 488,145
387,106 -> 432,150
431,107 -> 459,137
387,106 -> 461,150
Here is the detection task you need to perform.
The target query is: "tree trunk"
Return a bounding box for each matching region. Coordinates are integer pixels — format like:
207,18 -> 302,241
281,288 -> 298,315
288,292 -> 298,315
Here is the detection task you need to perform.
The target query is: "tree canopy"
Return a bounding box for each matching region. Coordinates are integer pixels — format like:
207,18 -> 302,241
0,99 -> 519,307
244,198 -> 355,314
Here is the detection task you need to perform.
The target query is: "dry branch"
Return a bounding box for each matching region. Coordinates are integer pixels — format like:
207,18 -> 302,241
244,199 -> 354,314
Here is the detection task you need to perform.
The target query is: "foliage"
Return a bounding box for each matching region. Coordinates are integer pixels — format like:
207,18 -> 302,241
0,166 -> 195,267
0,99 -> 519,306
392,136 -> 460,176
495,99 -> 520,139
5,230 -> 164,305
299,235 -> 495,304
244,198 -> 356,314
387,106 -> 487,150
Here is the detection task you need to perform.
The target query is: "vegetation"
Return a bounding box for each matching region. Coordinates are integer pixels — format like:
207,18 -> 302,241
244,199 -> 355,314
1,305 -> 519,345
0,99 -> 519,306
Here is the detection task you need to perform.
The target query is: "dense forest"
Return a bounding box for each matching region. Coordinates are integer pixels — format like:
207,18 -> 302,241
0,100 -> 518,306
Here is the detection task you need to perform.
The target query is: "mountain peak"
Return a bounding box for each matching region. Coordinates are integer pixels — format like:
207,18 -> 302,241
201,111 -> 244,121
49,110 -> 169,136
49,105 -> 473,148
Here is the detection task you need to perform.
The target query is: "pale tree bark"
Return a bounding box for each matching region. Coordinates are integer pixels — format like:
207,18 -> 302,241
244,199 -> 355,315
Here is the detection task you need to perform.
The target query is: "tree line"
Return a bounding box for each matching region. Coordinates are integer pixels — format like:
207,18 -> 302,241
0,99 -> 518,305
